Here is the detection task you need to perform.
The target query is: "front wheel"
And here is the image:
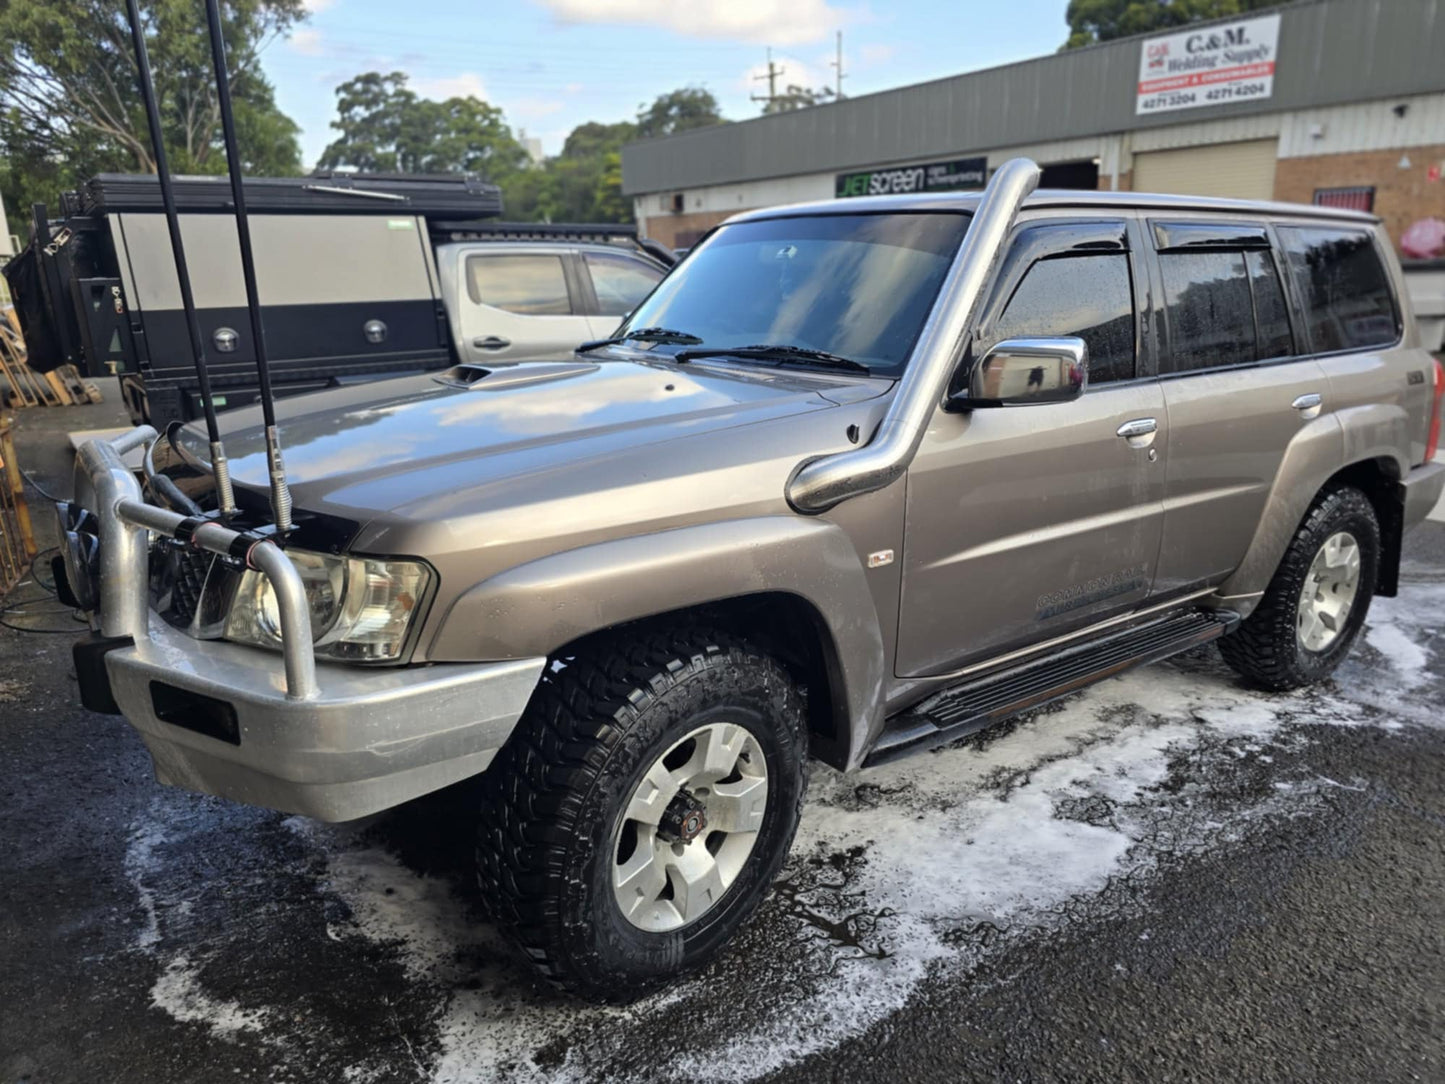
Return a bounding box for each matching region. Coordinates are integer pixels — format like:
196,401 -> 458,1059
1219,485 -> 1380,691
475,625 -> 808,1002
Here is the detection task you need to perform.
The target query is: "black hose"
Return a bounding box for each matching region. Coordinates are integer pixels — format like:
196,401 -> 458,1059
143,434 -> 203,516
1,548 -> 81,634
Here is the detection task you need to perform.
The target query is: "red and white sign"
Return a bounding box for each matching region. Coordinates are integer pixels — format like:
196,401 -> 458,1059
1136,14 -> 1281,116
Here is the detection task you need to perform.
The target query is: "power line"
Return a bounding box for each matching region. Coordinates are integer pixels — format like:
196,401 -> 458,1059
832,30 -> 846,99
750,47 -> 781,111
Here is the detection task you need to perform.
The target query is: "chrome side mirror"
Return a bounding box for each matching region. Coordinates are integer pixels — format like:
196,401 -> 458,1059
949,336 -> 1088,410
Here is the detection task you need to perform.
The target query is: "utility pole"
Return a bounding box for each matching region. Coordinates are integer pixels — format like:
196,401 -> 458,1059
751,47 -> 781,111
832,31 -> 846,99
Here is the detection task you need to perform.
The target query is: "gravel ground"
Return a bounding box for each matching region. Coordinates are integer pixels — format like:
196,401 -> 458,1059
2,401 -> 1442,1084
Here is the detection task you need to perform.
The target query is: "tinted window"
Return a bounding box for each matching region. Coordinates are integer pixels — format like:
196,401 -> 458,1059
991,254 -> 1136,384
1278,226 -> 1398,352
1160,250 -> 1257,373
618,213 -> 970,374
466,254 -> 571,315
1247,249 -> 1294,360
586,252 -> 664,317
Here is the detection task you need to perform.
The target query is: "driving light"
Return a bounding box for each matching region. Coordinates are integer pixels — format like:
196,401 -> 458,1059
224,549 -> 431,662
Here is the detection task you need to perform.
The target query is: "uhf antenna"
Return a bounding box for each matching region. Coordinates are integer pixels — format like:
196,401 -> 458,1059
203,0 -> 293,533
123,0 -> 236,514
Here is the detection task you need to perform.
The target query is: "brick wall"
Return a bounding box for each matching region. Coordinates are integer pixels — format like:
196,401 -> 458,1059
638,209 -> 739,251
1274,146 -> 1445,249
1099,171 -> 1133,192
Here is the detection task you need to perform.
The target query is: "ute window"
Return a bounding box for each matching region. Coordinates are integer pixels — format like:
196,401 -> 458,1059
989,254 -> 1136,384
466,254 -> 573,315
616,212 -> 971,374
1277,226 -> 1399,353
586,251 -> 664,318
1159,247 -> 1297,374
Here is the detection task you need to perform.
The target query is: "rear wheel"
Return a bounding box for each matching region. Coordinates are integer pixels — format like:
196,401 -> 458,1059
1219,485 -> 1379,690
475,625 -> 808,1002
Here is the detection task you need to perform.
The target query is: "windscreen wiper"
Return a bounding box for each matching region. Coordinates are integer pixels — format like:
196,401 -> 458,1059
674,343 -> 870,373
576,327 -> 703,353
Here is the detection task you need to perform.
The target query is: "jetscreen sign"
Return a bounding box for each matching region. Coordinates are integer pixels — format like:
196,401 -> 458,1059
836,156 -> 987,198
1136,13 -> 1281,115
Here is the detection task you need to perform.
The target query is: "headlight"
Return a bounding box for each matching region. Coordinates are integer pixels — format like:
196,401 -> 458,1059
223,549 -> 432,662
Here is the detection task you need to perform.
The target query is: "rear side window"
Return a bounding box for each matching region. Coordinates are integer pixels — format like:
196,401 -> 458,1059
1159,248 -> 1296,373
1278,226 -> 1399,353
991,254 -> 1136,384
466,254 -> 572,315
585,252 -> 664,317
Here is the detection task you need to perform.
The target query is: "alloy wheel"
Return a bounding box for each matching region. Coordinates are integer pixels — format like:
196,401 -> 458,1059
612,722 -> 769,932
1296,530 -> 1361,653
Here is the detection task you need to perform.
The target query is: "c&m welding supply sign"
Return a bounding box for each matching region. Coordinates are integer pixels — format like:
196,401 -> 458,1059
1136,13 -> 1280,115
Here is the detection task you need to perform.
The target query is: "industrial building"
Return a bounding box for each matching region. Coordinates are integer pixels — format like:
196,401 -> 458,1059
622,0 -> 1445,254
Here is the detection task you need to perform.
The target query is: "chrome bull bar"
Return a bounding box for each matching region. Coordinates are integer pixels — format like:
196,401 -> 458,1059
73,425 -> 318,701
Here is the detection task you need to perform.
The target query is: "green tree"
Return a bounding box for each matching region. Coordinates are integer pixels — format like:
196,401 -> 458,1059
500,89 -> 726,225
501,118 -> 640,224
593,151 -> 630,222
762,84 -> 836,114
634,87 -> 725,139
1063,0 -> 1290,49
562,120 -> 638,161
0,0 -> 304,233
317,71 -> 529,182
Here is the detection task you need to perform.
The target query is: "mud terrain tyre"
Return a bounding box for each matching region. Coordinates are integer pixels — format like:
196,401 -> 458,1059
475,625 -> 808,1002
1219,485 -> 1379,691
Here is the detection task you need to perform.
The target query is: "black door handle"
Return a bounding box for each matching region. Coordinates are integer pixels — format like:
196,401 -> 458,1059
472,336 -> 511,350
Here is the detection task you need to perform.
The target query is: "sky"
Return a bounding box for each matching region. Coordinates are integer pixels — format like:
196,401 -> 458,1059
268,0 -> 1077,168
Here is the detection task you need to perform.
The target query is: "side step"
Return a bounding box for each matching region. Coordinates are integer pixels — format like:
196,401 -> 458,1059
865,609 -> 1238,766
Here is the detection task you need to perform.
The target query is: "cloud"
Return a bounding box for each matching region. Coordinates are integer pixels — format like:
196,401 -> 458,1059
537,0 -> 851,46
301,0 -> 337,12
411,72 -> 490,101
288,27 -> 325,57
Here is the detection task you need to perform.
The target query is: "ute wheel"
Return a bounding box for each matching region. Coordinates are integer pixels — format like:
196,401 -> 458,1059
1219,485 -> 1379,691
475,625 -> 808,1002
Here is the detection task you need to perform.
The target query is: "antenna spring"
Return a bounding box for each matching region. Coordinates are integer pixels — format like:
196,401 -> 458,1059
209,441 -> 237,515
264,426 -> 293,533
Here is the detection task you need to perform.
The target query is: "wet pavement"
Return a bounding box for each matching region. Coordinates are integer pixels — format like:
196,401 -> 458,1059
2,402 -> 1442,1083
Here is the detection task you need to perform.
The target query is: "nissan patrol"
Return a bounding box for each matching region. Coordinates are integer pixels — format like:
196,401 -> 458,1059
58,158 -> 1445,1001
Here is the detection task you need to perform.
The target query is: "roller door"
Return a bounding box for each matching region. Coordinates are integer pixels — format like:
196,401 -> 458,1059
1132,139 -> 1279,200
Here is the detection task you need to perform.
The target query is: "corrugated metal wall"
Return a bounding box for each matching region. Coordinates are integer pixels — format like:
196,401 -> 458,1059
622,0 -> 1445,195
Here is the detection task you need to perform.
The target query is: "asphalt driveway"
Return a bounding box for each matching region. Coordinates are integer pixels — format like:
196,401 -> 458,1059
2,402 -> 1441,1083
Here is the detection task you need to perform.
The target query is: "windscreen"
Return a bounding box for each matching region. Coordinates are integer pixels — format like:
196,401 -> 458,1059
620,212 -> 971,374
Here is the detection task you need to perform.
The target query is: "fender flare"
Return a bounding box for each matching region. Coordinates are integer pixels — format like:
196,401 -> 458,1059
1217,403 -> 1411,603
428,516 -> 888,769
1217,414 -> 1343,603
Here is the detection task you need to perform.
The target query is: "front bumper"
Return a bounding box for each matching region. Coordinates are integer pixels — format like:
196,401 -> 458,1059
1402,460 -> 1445,530
106,619 -> 544,821
67,425 -> 544,821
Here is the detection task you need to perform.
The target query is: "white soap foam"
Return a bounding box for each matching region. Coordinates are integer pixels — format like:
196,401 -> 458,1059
129,582 -> 1442,1080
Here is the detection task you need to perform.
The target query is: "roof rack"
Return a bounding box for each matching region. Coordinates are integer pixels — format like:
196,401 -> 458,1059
76,171 -> 503,218
431,220 -> 676,264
